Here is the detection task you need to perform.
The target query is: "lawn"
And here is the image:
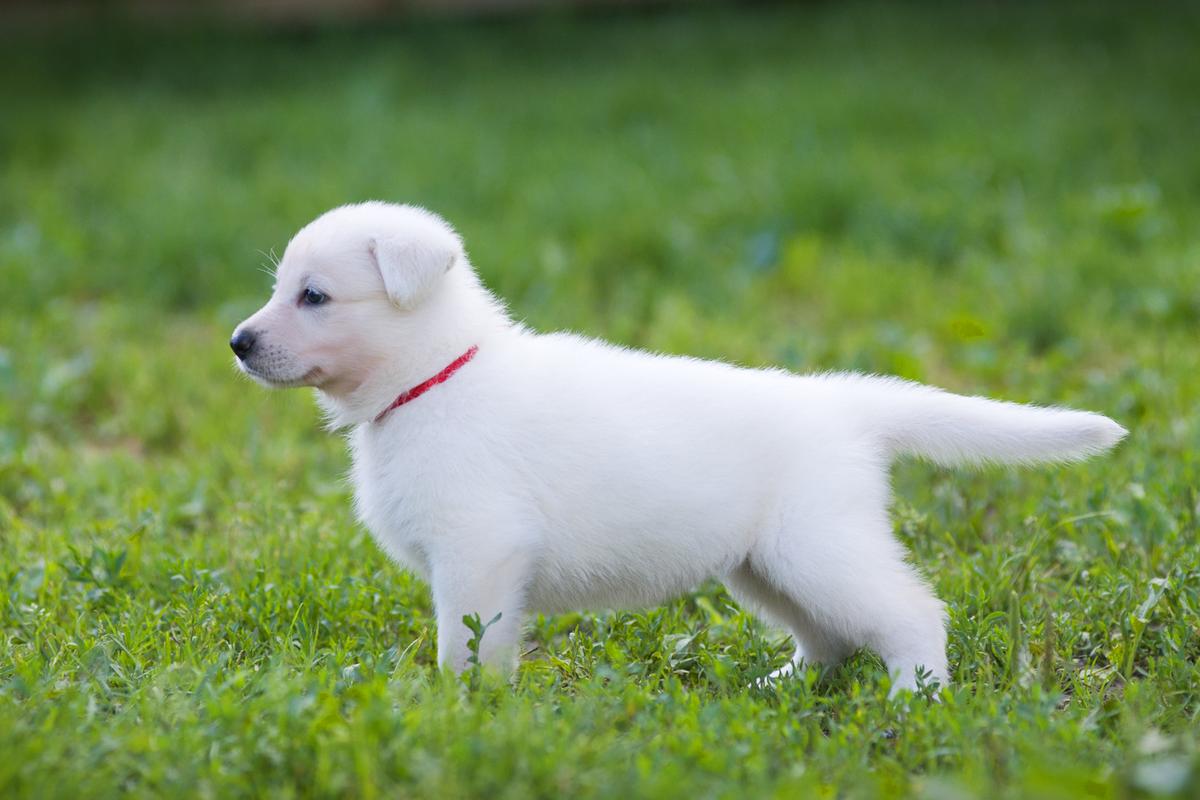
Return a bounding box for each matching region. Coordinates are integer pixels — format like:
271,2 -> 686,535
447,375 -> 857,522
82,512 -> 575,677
1,2 -> 1199,797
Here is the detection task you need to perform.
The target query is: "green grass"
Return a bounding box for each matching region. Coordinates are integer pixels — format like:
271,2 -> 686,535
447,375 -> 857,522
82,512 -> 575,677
2,2 -> 1199,797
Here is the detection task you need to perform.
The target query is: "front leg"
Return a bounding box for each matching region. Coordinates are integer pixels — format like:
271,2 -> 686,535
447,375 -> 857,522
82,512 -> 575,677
430,546 -> 531,675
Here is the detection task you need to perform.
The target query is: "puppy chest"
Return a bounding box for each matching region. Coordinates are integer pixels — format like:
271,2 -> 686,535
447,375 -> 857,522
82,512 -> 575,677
348,432 -> 443,567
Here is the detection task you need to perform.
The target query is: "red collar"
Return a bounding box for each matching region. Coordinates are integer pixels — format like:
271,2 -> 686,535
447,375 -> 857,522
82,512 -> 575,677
373,345 -> 479,423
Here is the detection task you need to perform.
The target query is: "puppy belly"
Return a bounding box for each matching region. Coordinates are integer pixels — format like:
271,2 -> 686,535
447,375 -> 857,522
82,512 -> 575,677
525,541 -> 745,615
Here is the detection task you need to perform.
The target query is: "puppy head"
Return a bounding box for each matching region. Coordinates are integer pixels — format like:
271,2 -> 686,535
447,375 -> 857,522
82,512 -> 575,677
231,202 -> 464,396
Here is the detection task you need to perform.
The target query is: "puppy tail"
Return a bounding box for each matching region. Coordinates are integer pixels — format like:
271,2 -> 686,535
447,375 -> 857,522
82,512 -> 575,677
840,375 -> 1127,467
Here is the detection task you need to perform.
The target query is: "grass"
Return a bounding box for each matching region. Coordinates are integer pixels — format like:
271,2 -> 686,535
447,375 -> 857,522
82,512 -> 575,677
2,2 -> 1199,796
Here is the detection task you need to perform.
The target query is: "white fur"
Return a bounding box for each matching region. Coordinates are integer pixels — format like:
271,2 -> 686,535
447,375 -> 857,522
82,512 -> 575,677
233,202 -> 1126,693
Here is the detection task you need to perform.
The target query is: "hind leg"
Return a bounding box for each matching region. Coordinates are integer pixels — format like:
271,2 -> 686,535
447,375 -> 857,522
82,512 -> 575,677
725,561 -> 856,680
744,500 -> 949,695
870,588 -> 948,694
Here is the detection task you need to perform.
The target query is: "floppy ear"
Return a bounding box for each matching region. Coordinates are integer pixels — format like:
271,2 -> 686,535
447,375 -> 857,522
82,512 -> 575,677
368,235 -> 458,310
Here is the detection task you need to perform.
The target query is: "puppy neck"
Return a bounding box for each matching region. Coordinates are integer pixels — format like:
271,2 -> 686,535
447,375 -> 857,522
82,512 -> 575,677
316,266 -> 512,428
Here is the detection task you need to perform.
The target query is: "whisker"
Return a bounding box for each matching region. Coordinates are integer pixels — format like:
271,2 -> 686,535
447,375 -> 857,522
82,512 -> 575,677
255,248 -> 280,279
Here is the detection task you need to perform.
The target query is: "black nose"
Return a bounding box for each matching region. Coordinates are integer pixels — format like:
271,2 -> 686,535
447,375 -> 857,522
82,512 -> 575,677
230,329 -> 257,360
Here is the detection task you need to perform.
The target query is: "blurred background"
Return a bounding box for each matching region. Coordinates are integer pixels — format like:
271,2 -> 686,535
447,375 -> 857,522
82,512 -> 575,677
4,1 -> 1197,351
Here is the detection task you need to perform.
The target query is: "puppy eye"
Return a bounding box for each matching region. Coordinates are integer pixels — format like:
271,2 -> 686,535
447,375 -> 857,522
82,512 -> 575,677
301,287 -> 328,306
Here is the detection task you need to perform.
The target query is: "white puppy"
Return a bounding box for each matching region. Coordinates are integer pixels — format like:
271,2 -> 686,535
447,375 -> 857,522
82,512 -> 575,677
232,201 -> 1125,692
